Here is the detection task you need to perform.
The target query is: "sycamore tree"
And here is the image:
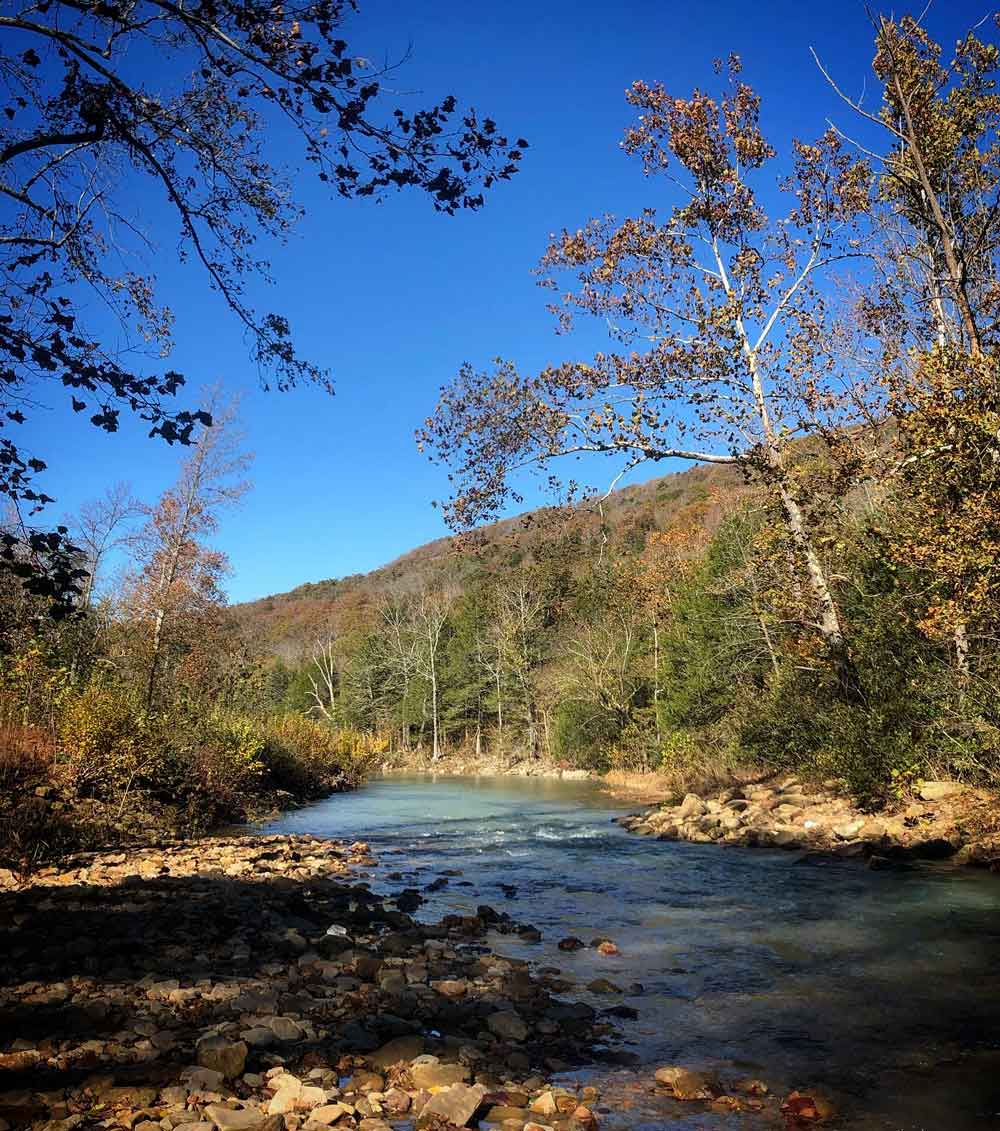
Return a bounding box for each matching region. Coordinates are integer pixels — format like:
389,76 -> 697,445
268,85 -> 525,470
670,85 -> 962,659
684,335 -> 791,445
420,58 -> 872,698
0,0 -> 526,608
819,14 -> 1000,673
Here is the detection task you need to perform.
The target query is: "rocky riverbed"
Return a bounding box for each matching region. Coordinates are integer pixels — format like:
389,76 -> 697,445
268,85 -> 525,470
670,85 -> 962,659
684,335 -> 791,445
0,832 -> 860,1131
618,775 -> 1000,867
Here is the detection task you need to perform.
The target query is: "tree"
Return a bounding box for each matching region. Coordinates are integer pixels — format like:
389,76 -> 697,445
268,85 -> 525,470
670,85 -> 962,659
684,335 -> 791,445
124,398 -> 251,707
306,635 -> 340,722
412,589 -> 454,761
818,14 -> 1000,360
420,58 -> 872,699
73,482 -> 142,609
1,0 -> 526,603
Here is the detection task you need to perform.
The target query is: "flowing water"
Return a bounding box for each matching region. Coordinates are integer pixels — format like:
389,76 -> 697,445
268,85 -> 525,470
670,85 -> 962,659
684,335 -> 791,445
260,774 -> 1000,1129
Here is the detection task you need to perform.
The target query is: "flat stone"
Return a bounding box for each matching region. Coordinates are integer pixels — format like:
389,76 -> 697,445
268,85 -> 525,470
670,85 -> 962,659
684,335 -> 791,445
309,1105 -> 352,1125
269,1017 -> 304,1042
417,1083 -> 487,1128
410,1058 -> 469,1089
919,781 -> 966,802
204,1105 -> 266,1131
369,1035 -> 424,1070
196,1037 -> 248,1080
487,1011 -> 529,1042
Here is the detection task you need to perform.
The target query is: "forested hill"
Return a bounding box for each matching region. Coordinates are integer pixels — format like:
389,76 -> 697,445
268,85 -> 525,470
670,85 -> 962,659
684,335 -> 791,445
232,460 -> 743,659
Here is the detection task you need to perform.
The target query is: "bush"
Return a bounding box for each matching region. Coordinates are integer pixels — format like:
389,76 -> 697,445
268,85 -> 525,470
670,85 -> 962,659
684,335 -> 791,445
58,683 -> 168,799
553,701 -> 622,771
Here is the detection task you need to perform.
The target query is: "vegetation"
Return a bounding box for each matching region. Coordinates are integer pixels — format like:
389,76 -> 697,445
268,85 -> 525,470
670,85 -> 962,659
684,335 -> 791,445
0,412 -> 386,870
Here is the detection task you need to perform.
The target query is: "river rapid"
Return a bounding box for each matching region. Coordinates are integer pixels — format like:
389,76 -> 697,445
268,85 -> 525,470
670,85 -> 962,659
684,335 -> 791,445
260,774 -> 1000,1130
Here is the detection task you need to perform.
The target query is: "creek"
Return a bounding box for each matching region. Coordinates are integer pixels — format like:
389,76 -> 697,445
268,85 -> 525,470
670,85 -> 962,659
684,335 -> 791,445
261,774 -> 1000,1129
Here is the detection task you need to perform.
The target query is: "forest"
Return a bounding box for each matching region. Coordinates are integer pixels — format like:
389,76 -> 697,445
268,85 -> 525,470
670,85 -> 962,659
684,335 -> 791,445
2,7 -> 1000,868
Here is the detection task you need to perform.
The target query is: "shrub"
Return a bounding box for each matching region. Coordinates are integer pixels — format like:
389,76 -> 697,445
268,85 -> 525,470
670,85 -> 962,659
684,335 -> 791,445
553,701 -> 621,771
58,683 -> 166,799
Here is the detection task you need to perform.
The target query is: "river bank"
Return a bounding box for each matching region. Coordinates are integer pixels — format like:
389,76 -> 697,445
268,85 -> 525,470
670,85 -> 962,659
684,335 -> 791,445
0,834 -> 615,1131
616,774 -> 1000,868
5,778 -> 1000,1129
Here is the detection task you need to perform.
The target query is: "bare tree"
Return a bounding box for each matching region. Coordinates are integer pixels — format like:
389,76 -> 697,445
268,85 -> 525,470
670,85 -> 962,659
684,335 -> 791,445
306,635 -> 339,723
73,482 -> 142,608
413,590 -> 454,762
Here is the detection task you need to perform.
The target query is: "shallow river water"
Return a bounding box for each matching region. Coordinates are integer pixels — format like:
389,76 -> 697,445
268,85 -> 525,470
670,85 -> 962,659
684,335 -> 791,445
260,775 -> 1000,1130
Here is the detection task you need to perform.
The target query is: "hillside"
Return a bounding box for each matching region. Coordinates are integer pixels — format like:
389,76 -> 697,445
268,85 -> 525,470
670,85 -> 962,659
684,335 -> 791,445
232,460 -> 744,659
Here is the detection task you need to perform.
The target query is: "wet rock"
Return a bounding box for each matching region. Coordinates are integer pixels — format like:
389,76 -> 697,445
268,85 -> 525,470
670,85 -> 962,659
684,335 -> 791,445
596,940 -> 619,956
487,1011 -> 529,1042
780,1091 -> 836,1122
416,1083 -> 487,1128
197,1037 -> 248,1080
586,979 -> 621,994
654,1066 -> 712,1101
557,937 -> 585,952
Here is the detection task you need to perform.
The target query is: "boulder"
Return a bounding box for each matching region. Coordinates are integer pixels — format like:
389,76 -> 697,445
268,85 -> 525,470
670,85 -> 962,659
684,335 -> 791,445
416,1083 -> 487,1128
919,781 -> 966,802
369,1035 -> 424,1069
529,1093 -> 559,1117
204,1105 -> 267,1131
309,1106 -> 352,1126
654,1066 -> 712,1101
196,1037 -> 248,1080
488,1011 -> 529,1042
409,1057 -> 469,1090
678,794 -> 707,819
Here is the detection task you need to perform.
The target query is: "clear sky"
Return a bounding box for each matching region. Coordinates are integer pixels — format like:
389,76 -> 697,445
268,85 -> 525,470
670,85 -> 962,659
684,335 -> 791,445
21,0 -> 988,602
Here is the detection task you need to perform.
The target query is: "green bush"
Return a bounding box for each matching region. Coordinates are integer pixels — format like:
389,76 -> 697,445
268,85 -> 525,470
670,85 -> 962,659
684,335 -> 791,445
553,700 -> 622,771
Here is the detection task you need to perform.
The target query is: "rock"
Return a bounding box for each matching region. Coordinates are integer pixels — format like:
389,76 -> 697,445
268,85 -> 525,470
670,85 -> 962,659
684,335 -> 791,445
678,794 -> 707,819
482,1105 -> 528,1126
369,1035 -> 424,1069
382,1090 -> 410,1116
309,1105 -> 352,1125
654,1066 -> 712,1101
185,1068 -> 228,1093
586,979 -> 622,994
487,1011 -> 529,1042
431,979 -> 468,998
529,1093 -> 558,1117
204,1105 -> 267,1131
269,1017 -> 304,1042
919,781 -> 966,802
196,1037 -> 248,1080
557,937 -> 585,951
596,940 -> 619,956
780,1091 -> 836,1122
416,1083 -> 487,1128
561,769 -> 590,780
833,820 -> 864,840
409,1057 -> 470,1090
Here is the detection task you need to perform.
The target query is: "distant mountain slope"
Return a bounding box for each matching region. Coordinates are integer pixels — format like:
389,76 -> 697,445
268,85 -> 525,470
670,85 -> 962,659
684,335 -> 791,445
233,461 -> 743,657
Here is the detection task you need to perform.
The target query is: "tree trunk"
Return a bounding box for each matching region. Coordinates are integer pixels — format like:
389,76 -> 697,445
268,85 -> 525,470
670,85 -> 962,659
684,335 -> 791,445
777,482 -> 864,702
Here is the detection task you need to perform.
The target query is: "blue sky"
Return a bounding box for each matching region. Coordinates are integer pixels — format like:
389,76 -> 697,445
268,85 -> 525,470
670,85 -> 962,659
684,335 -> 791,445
20,0 -> 987,602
